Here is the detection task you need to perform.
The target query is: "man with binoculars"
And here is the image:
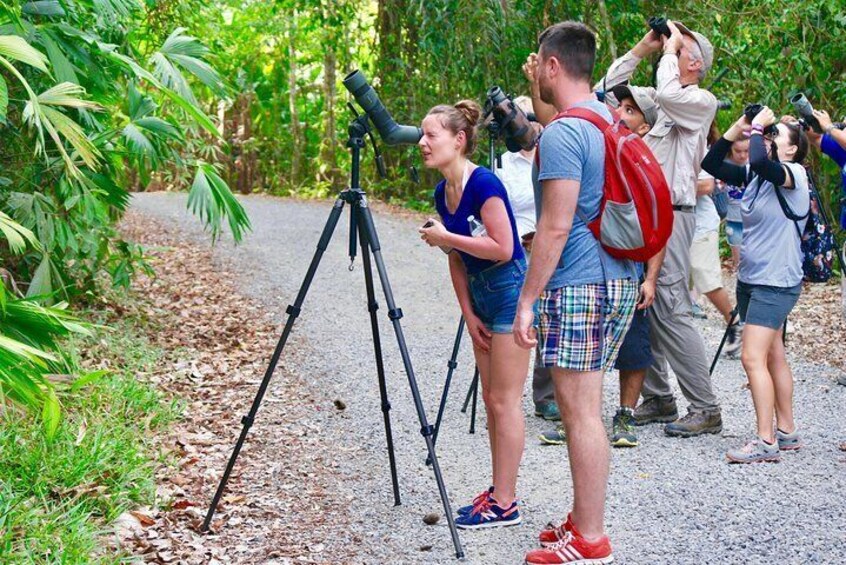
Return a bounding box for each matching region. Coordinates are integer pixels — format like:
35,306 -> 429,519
597,20 -> 723,437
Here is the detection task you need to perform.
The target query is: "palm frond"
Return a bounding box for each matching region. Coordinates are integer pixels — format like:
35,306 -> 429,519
150,28 -> 228,101
188,162 -> 251,243
0,34 -> 49,72
0,210 -> 41,254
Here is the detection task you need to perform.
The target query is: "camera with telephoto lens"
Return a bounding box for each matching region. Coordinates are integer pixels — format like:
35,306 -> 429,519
743,103 -> 777,135
648,16 -> 671,38
790,93 -> 845,134
484,86 -> 538,153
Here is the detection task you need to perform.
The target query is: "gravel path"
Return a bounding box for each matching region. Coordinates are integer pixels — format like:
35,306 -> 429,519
132,192 -> 846,565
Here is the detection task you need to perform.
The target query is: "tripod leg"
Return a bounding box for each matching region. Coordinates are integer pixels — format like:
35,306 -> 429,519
426,316 -> 466,466
469,370 -> 479,434
356,202 -> 464,559
460,365 -> 479,414
358,221 -> 401,506
709,308 -> 739,376
202,198 -> 346,533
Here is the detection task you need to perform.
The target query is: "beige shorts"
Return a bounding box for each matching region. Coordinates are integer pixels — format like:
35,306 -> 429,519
690,230 -> 723,294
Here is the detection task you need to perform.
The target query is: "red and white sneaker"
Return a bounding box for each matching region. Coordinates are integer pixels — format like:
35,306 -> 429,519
527,522 -> 613,564
539,513 -> 575,547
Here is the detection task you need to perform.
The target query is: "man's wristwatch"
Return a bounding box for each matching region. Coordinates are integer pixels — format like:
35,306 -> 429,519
825,124 -> 835,135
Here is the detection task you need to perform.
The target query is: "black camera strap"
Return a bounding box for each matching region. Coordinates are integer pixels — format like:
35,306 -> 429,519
772,165 -> 811,242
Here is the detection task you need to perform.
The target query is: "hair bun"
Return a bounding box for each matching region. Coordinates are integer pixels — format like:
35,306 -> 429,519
454,99 -> 482,128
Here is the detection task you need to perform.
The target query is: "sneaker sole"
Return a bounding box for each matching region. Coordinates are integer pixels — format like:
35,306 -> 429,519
779,444 -> 802,451
726,454 -> 781,464
456,515 -> 522,530
633,413 -> 678,426
611,437 -> 638,448
665,424 -> 722,438
538,434 -> 566,446
527,555 -> 614,564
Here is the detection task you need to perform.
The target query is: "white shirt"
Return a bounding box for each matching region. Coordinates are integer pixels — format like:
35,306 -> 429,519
495,150 -> 536,237
694,169 -> 720,239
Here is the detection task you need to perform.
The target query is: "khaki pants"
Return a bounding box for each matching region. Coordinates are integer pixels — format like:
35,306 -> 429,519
642,210 -> 720,412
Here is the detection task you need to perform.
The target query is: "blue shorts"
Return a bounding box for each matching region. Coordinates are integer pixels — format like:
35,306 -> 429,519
736,280 -> 801,330
614,308 -> 654,371
725,220 -> 743,247
468,258 -> 527,334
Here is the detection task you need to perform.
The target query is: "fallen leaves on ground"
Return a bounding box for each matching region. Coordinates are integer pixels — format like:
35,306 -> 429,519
108,210 -> 356,564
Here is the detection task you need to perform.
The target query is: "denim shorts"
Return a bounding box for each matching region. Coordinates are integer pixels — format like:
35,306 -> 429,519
468,258 -> 527,334
736,280 -> 801,330
725,220 -> 743,247
614,307 -> 654,372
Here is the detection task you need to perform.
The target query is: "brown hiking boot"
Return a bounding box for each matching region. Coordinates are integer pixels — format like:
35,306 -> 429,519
633,396 -> 678,426
665,410 -> 723,438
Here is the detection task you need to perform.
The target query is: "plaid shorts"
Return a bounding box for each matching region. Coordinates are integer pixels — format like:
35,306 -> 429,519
537,278 -> 638,372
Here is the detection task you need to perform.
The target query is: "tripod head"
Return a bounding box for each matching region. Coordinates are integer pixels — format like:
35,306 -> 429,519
347,102 -> 387,182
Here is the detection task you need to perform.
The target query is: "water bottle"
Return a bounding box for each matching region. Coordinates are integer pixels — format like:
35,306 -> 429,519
468,215 -> 487,238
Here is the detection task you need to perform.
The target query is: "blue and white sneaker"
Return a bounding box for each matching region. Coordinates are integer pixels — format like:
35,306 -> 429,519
457,486 -> 493,516
455,498 -> 521,530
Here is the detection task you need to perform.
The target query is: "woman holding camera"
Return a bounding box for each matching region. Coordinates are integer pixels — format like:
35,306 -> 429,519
418,100 -> 531,528
702,106 -> 809,463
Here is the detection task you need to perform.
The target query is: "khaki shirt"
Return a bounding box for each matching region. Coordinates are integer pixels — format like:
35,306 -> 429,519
598,52 -> 717,207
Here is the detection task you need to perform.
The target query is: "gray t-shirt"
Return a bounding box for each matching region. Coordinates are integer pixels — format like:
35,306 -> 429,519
533,99 -> 636,289
738,162 -> 809,287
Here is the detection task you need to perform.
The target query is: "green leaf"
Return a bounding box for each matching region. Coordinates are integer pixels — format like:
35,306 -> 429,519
69,369 -> 108,392
26,254 -> 53,298
37,82 -> 99,109
104,48 -> 220,138
0,211 -> 40,254
39,105 -> 101,169
135,116 -> 181,139
0,75 -> 7,122
39,31 -> 79,85
0,335 -> 56,365
188,163 -> 251,243
22,1 -> 66,17
0,35 -> 50,73
41,388 -> 61,440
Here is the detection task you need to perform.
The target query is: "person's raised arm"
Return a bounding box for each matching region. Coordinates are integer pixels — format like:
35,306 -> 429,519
702,114 -> 750,186
595,28 -> 663,94
523,53 -> 556,126
747,107 -> 792,188
653,22 -> 716,130
814,109 -> 846,155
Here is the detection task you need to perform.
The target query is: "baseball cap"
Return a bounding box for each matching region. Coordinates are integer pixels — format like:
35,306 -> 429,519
673,21 -> 714,75
610,84 -> 659,127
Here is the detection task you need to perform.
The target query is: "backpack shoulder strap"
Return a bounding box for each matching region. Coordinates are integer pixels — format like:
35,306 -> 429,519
560,107 -> 612,132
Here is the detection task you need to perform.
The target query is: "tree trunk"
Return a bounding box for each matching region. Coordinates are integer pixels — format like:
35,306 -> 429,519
597,0 -> 617,60
288,13 -> 302,187
320,42 -> 339,187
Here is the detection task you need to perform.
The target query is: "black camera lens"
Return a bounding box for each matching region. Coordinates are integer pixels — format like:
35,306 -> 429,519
743,103 -> 763,123
648,16 -> 671,38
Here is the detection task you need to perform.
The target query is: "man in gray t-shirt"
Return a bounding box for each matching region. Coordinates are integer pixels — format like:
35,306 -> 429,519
514,22 -> 637,563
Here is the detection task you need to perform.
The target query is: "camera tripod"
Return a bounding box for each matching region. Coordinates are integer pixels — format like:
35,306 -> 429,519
202,108 -> 464,559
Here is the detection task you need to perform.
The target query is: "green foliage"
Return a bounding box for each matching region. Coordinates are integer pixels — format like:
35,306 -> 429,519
0,1 -> 250,307
0,0 -> 250,418
193,0 -> 846,224
0,318 -> 179,563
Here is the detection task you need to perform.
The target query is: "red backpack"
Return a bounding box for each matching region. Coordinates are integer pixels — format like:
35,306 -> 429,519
542,107 -> 673,262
